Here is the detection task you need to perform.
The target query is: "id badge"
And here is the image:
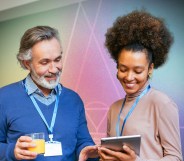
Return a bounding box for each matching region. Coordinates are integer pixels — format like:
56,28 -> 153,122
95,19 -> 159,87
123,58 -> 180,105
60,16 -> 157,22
44,141 -> 62,156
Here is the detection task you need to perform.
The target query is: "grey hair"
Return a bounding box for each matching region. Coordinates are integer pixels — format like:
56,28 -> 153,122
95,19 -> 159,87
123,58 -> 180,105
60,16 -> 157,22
17,49 -> 32,69
17,26 -> 61,69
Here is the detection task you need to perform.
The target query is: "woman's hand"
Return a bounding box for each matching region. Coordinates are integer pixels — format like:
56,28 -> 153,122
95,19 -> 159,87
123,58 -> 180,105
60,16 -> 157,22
14,136 -> 38,160
98,145 -> 137,161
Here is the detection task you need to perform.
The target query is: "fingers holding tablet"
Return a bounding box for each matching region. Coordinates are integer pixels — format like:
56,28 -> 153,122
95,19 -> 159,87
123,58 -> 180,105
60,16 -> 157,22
100,135 -> 141,156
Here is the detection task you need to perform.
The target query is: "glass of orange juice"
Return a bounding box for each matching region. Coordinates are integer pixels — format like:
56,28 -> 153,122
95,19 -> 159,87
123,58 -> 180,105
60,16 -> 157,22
26,132 -> 45,154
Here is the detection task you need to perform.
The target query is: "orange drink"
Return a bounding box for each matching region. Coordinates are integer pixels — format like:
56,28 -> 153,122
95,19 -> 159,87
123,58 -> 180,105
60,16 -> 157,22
26,132 -> 45,154
28,139 -> 45,154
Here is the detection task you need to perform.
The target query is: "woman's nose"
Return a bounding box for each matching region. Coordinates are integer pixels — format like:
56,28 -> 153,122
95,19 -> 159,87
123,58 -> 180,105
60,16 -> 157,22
126,72 -> 134,81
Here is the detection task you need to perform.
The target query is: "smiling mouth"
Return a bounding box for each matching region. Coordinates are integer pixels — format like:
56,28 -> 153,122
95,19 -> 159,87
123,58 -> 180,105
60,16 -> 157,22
45,72 -> 59,78
45,75 -> 56,78
46,76 -> 57,80
124,83 -> 136,88
44,75 -> 58,81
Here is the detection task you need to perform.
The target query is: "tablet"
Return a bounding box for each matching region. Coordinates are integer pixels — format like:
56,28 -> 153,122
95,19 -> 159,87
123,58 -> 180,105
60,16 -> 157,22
101,135 -> 141,156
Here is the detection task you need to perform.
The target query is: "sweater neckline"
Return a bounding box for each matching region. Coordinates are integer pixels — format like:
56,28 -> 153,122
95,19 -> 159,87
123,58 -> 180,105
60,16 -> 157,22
125,82 -> 150,102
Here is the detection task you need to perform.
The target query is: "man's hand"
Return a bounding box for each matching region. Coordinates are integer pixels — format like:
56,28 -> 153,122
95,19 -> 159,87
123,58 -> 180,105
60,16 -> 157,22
14,136 -> 38,160
79,145 -> 99,161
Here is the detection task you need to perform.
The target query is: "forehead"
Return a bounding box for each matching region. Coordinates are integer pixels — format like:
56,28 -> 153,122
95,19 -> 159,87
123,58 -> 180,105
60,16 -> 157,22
118,49 -> 149,67
31,38 -> 62,59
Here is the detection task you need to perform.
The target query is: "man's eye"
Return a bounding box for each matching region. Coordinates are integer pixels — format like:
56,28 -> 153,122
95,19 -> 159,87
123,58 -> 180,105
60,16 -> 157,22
41,61 -> 48,65
55,58 -> 61,62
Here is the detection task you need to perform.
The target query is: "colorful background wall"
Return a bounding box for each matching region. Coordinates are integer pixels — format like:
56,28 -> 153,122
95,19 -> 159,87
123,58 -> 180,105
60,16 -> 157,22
0,0 -> 183,157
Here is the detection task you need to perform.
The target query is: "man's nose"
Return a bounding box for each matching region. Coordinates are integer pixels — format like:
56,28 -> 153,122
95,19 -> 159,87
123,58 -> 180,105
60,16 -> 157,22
49,63 -> 58,73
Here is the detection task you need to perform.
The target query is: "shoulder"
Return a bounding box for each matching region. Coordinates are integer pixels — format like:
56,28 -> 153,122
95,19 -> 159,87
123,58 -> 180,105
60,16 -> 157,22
111,98 -> 124,108
108,98 -> 124,113
61,85 -> 81,98
147,87 -> 178,111
0,81 -> 25,110
60,85 -> 83,104
0,81 -> 23,97
149,88 -> 175,104
59,85 -> 85,112
149,88 -> 180,129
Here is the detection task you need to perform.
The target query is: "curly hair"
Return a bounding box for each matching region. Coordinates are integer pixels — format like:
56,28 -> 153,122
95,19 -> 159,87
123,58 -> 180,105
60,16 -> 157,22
105,10 -> 174,69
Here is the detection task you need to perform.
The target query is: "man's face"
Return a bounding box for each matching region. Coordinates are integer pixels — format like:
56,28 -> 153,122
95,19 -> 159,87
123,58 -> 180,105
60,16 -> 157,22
25,38 -> 62,93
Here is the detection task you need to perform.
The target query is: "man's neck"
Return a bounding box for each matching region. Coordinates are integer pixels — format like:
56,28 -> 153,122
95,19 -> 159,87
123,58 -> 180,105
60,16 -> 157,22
38,85 -> 52,97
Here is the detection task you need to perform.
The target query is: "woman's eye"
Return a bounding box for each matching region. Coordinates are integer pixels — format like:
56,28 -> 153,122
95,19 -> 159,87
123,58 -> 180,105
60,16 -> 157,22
135,71 -> 142,74
119,68 -> 126,72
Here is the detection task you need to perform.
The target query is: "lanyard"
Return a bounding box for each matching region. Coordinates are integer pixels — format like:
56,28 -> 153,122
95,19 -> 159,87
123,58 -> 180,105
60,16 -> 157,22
29,92 -> 59,135
116,85 -> 151,136
23,80 -> 60,141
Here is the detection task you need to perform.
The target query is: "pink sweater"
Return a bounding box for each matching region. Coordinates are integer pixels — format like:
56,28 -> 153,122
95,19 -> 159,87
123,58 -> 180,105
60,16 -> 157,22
107,84 -> 182,161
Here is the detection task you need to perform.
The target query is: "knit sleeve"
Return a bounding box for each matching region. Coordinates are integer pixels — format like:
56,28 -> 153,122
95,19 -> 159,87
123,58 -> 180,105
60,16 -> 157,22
157,99 -> 182,161
0,104 -> 17,160
74,96 -> 97,160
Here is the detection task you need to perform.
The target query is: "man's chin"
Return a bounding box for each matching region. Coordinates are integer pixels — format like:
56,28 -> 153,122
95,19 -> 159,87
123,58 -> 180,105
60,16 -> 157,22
36,80 -> 58,89
32,75 -> 60,89
43,84 -> 56,89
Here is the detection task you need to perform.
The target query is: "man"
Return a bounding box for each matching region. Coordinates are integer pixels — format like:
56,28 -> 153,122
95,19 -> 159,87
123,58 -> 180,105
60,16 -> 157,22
0,26 -> 98,161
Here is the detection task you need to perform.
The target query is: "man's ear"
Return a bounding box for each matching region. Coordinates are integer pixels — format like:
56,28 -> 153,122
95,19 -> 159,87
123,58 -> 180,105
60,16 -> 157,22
22,60 -> 31,70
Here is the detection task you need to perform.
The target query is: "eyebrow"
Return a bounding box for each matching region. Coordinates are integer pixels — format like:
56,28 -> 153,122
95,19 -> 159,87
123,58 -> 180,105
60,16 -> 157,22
39,55 -> 62,62
55,55 -> 62,59
118,64 -> 145,69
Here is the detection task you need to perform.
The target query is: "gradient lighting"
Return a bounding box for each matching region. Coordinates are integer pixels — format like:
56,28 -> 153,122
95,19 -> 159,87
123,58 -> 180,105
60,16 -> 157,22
0,0 -> 183,157
61,1 -> 125,143
61,2 -> 184,152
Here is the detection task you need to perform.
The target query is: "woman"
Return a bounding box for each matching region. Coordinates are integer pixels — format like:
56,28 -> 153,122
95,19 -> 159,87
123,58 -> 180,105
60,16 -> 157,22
98,10 -> 182,161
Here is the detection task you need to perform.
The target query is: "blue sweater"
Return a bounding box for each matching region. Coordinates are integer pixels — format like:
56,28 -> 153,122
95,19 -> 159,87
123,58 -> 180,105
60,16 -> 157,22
0,81 -> 96,161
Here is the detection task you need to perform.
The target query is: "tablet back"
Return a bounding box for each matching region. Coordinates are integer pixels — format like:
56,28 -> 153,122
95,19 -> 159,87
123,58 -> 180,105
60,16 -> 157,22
101,135 -> 141,156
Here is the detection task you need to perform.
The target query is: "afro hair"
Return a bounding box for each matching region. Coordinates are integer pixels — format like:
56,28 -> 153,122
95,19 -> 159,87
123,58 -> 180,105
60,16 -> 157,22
105,10 -> 174,69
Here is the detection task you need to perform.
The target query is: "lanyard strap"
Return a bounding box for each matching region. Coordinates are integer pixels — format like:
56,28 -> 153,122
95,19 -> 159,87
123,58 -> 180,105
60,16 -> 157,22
116,85 -> 151,136
22,80 -> 60,134
30,93 -> 59,134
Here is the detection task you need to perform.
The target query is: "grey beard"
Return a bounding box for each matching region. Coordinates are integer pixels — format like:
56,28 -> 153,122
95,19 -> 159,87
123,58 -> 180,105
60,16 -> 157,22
31,72 -> 61,89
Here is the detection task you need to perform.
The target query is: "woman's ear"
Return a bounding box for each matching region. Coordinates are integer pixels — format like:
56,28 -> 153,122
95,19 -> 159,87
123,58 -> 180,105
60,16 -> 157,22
22,60 -> 31,71
148,63 -> 154,78
149,63 -> 154,73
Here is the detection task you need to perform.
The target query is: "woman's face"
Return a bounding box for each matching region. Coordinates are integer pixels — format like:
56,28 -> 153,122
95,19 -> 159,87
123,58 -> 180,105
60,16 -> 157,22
117,49 -> 153,95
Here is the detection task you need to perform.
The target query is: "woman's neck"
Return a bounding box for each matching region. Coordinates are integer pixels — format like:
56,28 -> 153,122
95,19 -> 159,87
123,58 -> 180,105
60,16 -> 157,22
126,81 -> 149,101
